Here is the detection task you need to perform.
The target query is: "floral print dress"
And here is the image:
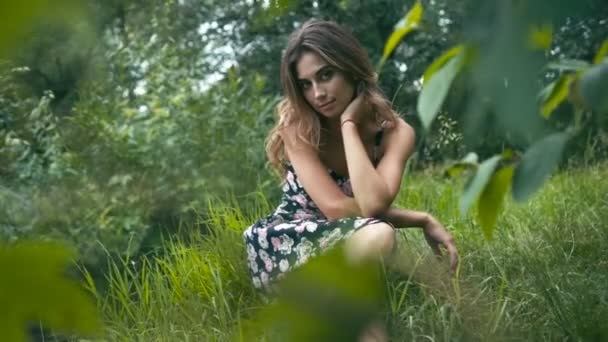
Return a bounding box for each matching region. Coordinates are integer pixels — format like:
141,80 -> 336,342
243,130 -> 389,291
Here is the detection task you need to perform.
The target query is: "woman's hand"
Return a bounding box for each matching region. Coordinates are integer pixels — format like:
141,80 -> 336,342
423,216 -> 459,273
340,93 -> 371,125
380,207 -> 459,274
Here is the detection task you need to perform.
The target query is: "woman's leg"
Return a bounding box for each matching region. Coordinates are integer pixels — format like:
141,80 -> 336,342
358,320 -> 388,342
344,222 -> 395,342
344,222 -> 395,264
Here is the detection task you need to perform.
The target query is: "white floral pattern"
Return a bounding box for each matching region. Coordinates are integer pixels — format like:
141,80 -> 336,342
279,259 -> 290,272
243,136 -> 389,291
318,228 -> 344,249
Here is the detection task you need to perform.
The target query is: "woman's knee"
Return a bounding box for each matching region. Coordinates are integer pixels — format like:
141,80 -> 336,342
346,223 -> 396,262
372,223 -> 396,256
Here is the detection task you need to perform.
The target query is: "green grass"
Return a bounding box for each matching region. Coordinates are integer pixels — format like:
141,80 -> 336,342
87,164 -> 608,341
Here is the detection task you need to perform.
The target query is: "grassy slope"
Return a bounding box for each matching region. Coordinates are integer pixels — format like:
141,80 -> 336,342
89,164 -> 608,341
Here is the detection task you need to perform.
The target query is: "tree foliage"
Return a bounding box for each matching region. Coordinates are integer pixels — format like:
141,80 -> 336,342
0,242 -> 101,341
0,1 -> 606,338
0,0 -> 606,270
393,0 -> 608,237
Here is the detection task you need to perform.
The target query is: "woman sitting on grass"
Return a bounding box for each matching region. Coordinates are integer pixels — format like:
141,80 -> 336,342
243,19 -> 458,292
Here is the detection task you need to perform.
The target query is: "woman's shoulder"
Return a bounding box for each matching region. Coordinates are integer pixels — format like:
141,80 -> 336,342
376,116 -> 415,154
385,116 -> 414,136
279,124 -> 300,150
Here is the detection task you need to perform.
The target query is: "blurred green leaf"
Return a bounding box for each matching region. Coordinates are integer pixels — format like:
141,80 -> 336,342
444,152 -> 478,178
477,166 -> 514,240
422,45 -> 466,84
459,154 -> 503,216
512,132 -> 570,202
541,74 -> 575,118
250,248 -> 384,341
546,59 -> 591,72
0,0 -> 84,57
0,242 -> 102,341
379,1 -> 423,68
528,23 -> 553,50
417,52 -> 465,130
462,151 -> 480,164
593,39 -> 608,65
579,62 -> 608,113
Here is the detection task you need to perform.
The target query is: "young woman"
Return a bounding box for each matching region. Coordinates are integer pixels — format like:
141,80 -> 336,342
243,19 -> 458,292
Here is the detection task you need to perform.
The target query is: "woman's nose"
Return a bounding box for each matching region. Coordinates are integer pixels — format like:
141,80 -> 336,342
313,83 -> 326,99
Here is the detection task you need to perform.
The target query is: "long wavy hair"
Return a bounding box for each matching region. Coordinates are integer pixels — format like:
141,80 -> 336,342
265,19 -> 400,176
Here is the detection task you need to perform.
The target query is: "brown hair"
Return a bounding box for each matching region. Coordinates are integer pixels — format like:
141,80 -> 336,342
265,19 -> 399,176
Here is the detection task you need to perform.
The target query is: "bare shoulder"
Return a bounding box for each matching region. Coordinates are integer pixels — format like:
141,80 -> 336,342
279,124 -> 298,148
393,117 -> 415,139
382,117 -> 416,154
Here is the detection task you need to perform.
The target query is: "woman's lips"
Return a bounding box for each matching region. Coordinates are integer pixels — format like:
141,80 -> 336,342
318,99 -> 335,111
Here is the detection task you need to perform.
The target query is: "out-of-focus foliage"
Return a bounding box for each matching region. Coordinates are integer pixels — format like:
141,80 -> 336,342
0,1 -> 90,57
380,0 -> 423,68
1,0 -> 606,340
416,48 -> 466,130
389,0 -> 608,238
1,0 -> 277,268
0,242 -> 101,341
159,0 -> 605,164
1,0 -> 606,271
93,166 -> 608,340
246,248 -> 385,341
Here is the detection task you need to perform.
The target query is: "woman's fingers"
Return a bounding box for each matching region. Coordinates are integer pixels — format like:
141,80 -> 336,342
430,242 -> 442,257
444,241 -> 459,273
422,218 -> 458,273
423,233 -> 442,257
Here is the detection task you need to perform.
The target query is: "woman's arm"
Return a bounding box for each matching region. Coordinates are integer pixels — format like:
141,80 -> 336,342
341,121 -> 389,216
341,116 -> 415,217
378,207 -> 430,228
380,207 -> 459,272
334,200 -> 459,271
283,127 -> 368,220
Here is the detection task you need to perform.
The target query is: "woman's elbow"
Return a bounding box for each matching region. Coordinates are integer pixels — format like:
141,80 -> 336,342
321,203 -> 350,220
358,184 -> 394,218
322,198 -> 362,220
322,207 -> 343,220
359,198 -> 391,218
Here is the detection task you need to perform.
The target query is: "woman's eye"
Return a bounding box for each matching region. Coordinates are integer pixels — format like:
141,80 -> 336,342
320,70 -> 333,80
300,82 -> 311,90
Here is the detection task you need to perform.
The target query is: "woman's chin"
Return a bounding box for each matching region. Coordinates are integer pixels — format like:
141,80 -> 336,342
318,108 -> 342,120
320,113 -> 340,122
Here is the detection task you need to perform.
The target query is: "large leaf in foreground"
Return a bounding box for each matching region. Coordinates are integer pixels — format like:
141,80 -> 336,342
444,152 -> 479,178
512,132 -> 570,202
541,74 -> 574,118
545,59 -> 590,72
379,1 -> 423,68
247,248 -> 383,341
528,23 -> 553,50
593,39 -> 608,65
459,154 -> 503,216
477,166 -> 514,240
0,1 -> 85,57
417,52 -> 465,130
579,62 -> 608,113
422,45 -> 465,84
0,242 -> 101,341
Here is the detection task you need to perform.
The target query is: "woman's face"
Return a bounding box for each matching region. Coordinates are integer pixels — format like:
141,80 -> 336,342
295,51 -> 355,120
